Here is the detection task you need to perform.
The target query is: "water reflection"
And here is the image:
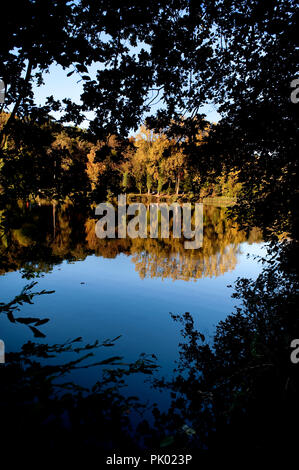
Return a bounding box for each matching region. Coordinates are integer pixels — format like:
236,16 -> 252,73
0,241 -> 297,460
0,284 -> 159,455
0,201 -> 262,280
1,201 -> 296,460
151,242 -> 299,458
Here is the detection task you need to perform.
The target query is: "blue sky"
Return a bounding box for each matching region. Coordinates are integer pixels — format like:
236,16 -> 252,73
32,62 -> 221,134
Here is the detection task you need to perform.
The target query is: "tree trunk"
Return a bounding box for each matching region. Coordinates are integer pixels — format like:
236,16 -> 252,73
176,174 -> 180,195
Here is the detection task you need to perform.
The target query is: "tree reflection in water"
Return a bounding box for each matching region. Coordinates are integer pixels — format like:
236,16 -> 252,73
2,203 -> 297,459
1,242 -> 298,459
152,241 -> 299,458
0,283 -> 159,455
0,201 -> 262,280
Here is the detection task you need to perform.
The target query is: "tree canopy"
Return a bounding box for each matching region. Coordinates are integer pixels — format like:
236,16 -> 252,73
0,0 -> 298,236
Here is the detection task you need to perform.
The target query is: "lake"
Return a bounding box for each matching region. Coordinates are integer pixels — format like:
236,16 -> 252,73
0,201 -> 266,431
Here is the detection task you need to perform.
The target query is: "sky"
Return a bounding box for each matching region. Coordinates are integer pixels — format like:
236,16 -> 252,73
32,62 -> 221,135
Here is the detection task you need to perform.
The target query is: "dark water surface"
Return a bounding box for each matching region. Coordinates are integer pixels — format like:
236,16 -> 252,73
0,201 -> 266,432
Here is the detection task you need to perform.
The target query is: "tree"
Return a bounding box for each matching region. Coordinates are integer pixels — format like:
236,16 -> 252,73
152,241 -> 299,458
0,0 -> 298,234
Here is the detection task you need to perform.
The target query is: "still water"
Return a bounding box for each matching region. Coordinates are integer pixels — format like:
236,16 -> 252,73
0,202 -> 265,413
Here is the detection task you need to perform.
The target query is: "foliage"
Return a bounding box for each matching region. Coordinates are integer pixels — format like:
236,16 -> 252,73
0,282 -> 159,455
152,241 -> 299,457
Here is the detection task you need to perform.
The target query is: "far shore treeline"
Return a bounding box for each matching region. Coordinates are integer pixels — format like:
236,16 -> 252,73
0,113 -> 241,204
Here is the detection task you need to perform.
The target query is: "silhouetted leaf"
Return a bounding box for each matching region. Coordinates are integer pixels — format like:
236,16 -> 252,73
29,326 -> 46,338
